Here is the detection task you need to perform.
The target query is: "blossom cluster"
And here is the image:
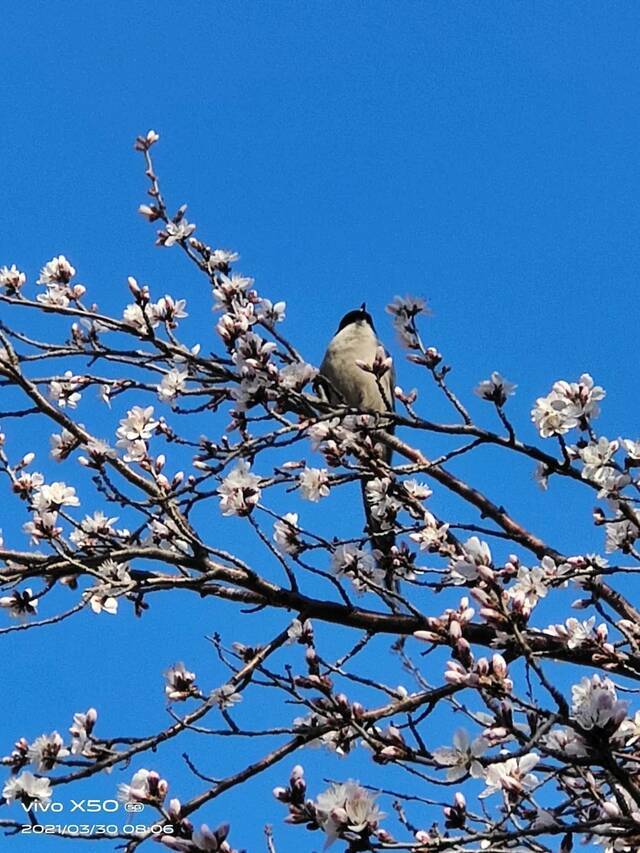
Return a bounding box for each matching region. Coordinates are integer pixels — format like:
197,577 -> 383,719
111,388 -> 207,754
3,137 -> 640,853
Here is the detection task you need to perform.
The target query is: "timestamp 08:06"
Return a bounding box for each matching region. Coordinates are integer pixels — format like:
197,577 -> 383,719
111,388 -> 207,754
21,824 -> 175,836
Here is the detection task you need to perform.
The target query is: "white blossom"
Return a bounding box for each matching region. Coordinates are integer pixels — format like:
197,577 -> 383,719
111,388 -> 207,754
0,588 -> 38,618
32,481 -> 80,511
292,710 -> 357,755
553,373 -> 605,419
87,592 -> 118,615
158,368 -> 188,402
533,463 -> 550,490
230,370 -> 272,411
212,273 -> 254,311
617,710 -> 640,747
315,780 -> 385,843
402,479 -> 432,501
531,393 -> 579,438
542,726 -> 588,758
298,467 -> 330,502
580,437 -> 618,477
385,295 -> 428,348
450,536 -> 492,584
3,771 -> 52,805
605,514 -> 640,553
479,753 -> 540,799
593,467 -> 631,496
152,295 -> 188,326
571,674 -> 628,731
233,331 -> 277,372
210,683 -> 242,709
187,823 -> 236,851
365,477 -> 401,529
118,768 -> 168,803
508,565 -> 548,609
532,374 -> 604,438
164,662 -> 198,701
386,295 -> 428,316
98,558 -> 131,586
216,308 -> 253,344
142,129 -> 160,146
162,218 -> 196,246
37,287 -> 70,308
123,303 -> 159,333
331,544 -> 383,592
37,255 -> 75,285
474,372 -> 517,405
622,438 -> 640,462
218,460 -> 261,516
0,264 -> 26,294
13,470 -> 44,495
579,437 -> 629,495
432,729 -> 488,782
278,361 -> 317,391
287,618 -> 313,644
23,512 -> 62,544
146,517 -> 190,553
99,384 -> 112,406
69,708 -> 97,756
273,513 -> 301,555
27,732 -> 70,772
48,371 -> 82,408
116,405 -> 159,460
544,616 -> 596,649
138,204 -> 160,221
255,298 -> 286,326
50,428 -> 79,461
69,511 -> 118,548
307,417 -> 360,461
79,438 -> 117,468
206,248 -> 239,272
410,512 -> 449,552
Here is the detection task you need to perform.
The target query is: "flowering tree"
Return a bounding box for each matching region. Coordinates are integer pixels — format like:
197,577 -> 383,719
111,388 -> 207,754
1,131 -> 640,853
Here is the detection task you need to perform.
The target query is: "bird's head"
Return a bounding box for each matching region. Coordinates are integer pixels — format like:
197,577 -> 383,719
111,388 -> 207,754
336,302 -> 376,333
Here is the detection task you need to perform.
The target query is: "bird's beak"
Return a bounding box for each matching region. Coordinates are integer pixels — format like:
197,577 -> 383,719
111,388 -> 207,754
360,302 -> 366,311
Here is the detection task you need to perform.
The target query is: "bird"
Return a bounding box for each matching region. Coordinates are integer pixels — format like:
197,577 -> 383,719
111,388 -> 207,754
317,304 -> 396,583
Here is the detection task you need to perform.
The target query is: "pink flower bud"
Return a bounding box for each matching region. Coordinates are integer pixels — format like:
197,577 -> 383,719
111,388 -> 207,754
335,693 -> 349,709
454,791 -> 466,809
478,564 -> 495,583
492,654 -> 508,679
602,800 -> 620,818
414,629 -> 440,643
476,657 -> 489,676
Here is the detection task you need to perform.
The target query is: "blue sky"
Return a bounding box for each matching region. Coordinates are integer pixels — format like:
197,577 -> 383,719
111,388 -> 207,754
1,2 -> 640,850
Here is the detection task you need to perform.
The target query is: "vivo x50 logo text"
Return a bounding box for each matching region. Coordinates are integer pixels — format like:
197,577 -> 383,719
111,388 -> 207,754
22,799 -> 144,813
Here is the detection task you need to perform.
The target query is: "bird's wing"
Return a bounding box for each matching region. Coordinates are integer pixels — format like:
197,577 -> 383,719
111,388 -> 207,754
316,351 -> 346,406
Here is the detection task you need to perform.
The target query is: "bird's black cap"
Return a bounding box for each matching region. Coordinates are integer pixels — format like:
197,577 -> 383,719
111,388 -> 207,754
336,302 -> 375,333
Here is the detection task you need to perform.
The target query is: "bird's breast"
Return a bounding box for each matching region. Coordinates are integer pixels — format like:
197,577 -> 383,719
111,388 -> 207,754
320,327 -> 389,411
